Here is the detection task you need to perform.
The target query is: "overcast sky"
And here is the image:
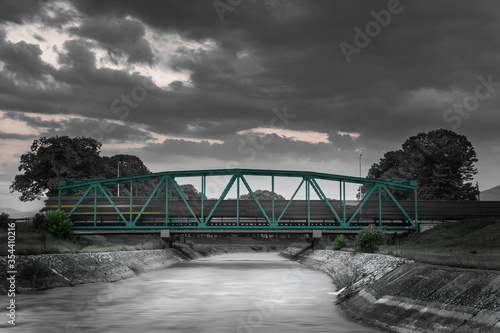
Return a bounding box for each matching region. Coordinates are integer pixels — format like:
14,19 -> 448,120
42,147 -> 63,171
0,0 -> 499,211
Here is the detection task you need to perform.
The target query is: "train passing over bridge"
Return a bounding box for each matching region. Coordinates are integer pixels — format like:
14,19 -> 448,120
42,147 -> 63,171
47,169 -> 499,234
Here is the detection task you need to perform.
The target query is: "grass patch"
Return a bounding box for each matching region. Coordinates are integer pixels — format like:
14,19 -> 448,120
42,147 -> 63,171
380,218 -> 500,270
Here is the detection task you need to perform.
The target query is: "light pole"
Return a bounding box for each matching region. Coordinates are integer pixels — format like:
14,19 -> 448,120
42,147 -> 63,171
117,159 -> 120,197
358,153 -> 362,199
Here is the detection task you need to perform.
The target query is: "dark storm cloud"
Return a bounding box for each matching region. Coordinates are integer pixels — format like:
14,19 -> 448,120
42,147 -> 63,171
41,117 -> 155,143
5,111 -> 155,143
70,17 -> 155,65
0,131 -> 37,140
0,29 -> 49,80
0,0 -> 499,170
2,111 -> 62,130
139,133 -> 340,164
0,0 -> 45,24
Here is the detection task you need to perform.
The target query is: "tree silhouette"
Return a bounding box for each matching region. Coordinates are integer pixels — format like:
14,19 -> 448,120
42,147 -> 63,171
362,129 -> 478,200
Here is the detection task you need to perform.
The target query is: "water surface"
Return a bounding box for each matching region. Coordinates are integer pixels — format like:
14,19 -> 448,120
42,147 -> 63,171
1,252 -> 379,332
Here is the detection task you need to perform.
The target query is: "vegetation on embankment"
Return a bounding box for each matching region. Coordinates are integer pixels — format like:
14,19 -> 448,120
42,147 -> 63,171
298,218 -> 500,271
379,217 -> 500,270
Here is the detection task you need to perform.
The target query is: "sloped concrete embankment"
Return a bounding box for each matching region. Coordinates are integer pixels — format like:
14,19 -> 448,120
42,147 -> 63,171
0,246 -> 202,294
281,248 -> 500,333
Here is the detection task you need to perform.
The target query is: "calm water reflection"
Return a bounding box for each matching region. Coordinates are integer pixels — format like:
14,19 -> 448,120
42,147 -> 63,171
1,252 -> 379,332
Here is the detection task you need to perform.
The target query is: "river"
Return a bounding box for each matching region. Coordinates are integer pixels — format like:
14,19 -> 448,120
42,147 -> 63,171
1,252 -> 379,332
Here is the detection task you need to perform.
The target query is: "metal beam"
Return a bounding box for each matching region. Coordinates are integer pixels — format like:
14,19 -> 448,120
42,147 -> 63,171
309,178 -> 342,223
98,184 -> 129,225
170,177 -> 201,225
132,178 -> 165,225
204,175 -> 237,225
276,179 -> 305,224
240,175 -> 272,225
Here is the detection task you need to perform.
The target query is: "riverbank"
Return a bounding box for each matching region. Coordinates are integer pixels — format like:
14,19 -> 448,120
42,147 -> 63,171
282,247 -> 500,333
0,241 -> 289,294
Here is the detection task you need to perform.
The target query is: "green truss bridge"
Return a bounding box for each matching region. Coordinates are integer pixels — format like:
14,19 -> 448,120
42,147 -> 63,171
47,168 -> 420,234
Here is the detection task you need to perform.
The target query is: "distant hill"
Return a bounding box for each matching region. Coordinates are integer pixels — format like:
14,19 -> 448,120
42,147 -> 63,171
0,207 -> 41,218
481,185 -> 500,201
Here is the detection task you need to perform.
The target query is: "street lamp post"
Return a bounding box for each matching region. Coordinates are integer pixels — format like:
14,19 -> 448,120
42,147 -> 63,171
359,153 -> 362,218
117,159 -> 120,197
359,153 -> 362,197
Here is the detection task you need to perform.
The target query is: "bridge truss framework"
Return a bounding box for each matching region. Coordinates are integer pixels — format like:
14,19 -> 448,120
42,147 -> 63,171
53,169 -> 419,231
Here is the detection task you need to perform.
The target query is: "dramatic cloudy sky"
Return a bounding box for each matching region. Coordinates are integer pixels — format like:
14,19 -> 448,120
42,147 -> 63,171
0,0 -> 499,211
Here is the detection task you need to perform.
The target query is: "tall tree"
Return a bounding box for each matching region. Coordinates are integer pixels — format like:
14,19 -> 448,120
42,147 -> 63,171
365,129 -> 479,200
10,137 -> 153,200
10,136 -> 104,201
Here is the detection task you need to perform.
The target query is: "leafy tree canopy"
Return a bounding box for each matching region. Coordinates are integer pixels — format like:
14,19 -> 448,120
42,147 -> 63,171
10,136 -> 104,201
169,184 -> 206,200
239,189 -> 285,201
10,136 -> 151,201
365,129 -> 479,200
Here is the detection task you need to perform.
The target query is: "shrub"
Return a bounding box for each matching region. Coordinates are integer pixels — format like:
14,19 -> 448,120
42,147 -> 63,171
355,225 -> 387,253
33,213 -> 46,230
194,244 -> 213,256
45,210 -> 72,240
333,235 -> 347,250
0,212 -> 11,230
250,245 -> 263,251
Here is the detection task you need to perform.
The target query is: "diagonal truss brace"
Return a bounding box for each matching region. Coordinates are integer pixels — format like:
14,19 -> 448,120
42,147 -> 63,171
204,175 -> 237,225
347,185 -> 379,225
381,185 -> 416,227
309,178 -> 342,223
240,175 -> 272,225
132,178 -> 165,225
67,185 -> 94,217
276,179 -> 305,224
169,177 -> 202,225
98,184 -> 130,225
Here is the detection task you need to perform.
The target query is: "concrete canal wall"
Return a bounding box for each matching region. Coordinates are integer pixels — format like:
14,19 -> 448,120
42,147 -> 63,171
281,248 -> 500,333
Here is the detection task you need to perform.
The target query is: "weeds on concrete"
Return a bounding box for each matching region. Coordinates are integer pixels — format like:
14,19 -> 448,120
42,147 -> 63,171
328,259 -> 364,299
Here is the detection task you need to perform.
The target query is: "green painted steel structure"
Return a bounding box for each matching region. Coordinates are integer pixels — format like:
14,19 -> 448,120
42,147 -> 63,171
56,168 -> 418,231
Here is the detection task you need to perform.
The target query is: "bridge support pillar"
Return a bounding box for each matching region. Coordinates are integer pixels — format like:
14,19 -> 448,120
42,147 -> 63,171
312,230 -> 322,249
160,229 -> 173,248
